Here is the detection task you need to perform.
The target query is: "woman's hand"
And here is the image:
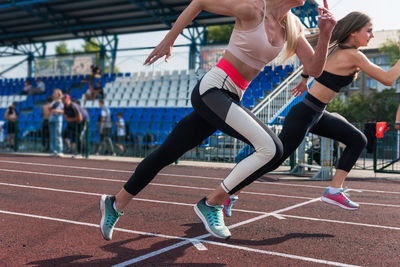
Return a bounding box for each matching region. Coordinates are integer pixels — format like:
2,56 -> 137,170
144,39 -> 174,66
290,79 -> 309,97
317,0 -> 336,36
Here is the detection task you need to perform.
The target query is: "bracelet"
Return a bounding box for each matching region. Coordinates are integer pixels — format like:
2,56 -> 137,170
301,73 -> 309,79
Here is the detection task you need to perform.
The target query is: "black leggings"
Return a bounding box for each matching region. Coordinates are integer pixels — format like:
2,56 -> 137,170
124,71 -> 283,195
230,93 -> 367,188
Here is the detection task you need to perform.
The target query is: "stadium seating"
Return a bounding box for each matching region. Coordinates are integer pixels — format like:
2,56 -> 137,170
0,64 -> 293,153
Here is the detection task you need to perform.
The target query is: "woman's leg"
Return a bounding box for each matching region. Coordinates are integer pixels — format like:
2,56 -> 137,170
55,119 -> 63,154
207,100 -> 322,205
100,110 -> 216,241
115,111 -> 217,210
310,111 -> 367,209
49,122 -> 55,153
217,100 -> 325,217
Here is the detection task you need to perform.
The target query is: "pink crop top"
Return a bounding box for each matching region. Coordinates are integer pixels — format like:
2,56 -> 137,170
226,0 -> 285,70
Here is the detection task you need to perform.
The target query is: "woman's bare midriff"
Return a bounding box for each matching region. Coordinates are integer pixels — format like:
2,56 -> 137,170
223,51 -> 261,82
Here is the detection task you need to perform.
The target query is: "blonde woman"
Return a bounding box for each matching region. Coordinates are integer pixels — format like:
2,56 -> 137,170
49,89 -> 64,156
100,0 -> 336,240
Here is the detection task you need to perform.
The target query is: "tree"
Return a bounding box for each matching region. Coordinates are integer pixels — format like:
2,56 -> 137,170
379,31 -> 400,65
206,24 -> 234,44
327,89 -> 399,123
55,42 -> 70,55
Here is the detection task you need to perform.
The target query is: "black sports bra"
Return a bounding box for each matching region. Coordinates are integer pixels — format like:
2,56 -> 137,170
315,70 -> 356,93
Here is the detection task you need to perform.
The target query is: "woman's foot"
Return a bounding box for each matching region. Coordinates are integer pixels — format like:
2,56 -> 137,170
321,188 -> 359,210
194,197 -> 231,239
99,195 -> 123,240
223,195 -> 239,217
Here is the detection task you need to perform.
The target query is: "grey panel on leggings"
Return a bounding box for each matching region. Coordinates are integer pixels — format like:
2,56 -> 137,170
201,90 -> 232,121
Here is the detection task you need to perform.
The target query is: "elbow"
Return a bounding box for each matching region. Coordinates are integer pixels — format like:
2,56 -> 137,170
382,79 -> 394,86
303,67 -> 322,78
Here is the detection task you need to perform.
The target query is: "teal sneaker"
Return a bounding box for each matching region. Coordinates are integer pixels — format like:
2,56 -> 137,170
194,197 -> 231,239
99,195 -> 123,241
223,195 -> 239,217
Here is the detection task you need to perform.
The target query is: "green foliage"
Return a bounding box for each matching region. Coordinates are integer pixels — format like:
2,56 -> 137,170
327,89 -> 399,123
55,42 -> 70,55
379,32 -> 400,65
207,24 -> 234,44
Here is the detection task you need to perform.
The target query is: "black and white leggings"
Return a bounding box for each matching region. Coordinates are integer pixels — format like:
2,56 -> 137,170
124,67 -> 283,195
240,93 -> 368,181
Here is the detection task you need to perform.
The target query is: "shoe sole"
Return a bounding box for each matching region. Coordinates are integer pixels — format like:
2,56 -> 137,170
99,195 -> 111,241
194,205 -> 231,239
321,196 -> 359,210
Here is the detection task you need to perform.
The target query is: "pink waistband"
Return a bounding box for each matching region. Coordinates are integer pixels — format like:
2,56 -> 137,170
216,58 -> 250,91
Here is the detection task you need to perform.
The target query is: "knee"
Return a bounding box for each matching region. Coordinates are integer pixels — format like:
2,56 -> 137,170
359,132 -> 368,150
256,136 -> 283,161
348,130 -> 367,152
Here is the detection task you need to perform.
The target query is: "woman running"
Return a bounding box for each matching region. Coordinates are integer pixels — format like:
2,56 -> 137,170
210,11 -> 400,229
99,0 -> 336,240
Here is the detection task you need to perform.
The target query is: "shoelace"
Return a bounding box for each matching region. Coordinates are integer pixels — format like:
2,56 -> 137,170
106,214 -> 118,227
206,206 -> 224,226
341,187 -> 351,197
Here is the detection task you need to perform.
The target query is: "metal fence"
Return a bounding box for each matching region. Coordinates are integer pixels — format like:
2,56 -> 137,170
3,116 -> 399,175
374,127 -> 400,174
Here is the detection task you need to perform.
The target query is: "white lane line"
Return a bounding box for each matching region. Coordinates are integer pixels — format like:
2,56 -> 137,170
1,182 -> 397,265
0,206 -> 361,267
1,160 -> 399,195
191,240 -> 208,251
3,182 -> 400,231
0,172 -> 400,208
283,214 -> 400,231
112,198 -> 360,267
0,168 -> 126,183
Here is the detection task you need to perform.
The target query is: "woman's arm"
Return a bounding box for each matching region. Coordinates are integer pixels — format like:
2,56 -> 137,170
144,0 -> 247,65
295,7 -> 336,77
352,51 -> 400,86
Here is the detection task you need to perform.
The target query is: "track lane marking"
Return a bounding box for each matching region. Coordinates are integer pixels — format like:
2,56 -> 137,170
0,199 -> 359,267
0,172 -> 400,208
2,182 -> 400,231
0,160 -> 399,195
1,182 -> 397,266
0,208 -> 360,267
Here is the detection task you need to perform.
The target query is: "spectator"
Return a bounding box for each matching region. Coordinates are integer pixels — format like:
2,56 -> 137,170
21,80 -> 32,95
395,104 -> 400,131
49,89 -> 64,156
115,112 -> 126,155
95,99 -> 115,156
85,81 -> 104,100
31,77 -> 46,95
4,102 -> 18,150
93,82 -> 104,99
62,94 -> 89,156
41,95 -> 52,152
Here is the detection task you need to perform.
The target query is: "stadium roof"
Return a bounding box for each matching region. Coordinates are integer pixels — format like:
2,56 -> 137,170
0,0 -> 235,47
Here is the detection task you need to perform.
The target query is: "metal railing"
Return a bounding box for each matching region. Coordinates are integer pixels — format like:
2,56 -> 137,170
252,66 -> 303,123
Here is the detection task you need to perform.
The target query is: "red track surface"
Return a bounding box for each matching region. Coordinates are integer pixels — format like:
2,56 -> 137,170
0,154 -> 399,266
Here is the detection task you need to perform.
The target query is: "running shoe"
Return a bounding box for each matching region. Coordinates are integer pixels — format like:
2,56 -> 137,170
194,197 -> 231,239
321,188 -> 359,210
99,195 -> 123,241
223,195 -> 239,217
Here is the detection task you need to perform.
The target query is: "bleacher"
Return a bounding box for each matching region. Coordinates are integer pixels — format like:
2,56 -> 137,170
0,63 -> 293,157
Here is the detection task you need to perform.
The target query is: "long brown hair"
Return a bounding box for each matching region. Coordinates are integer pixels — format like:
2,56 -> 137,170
306,11 -> 372,49
331,11 -> 371,48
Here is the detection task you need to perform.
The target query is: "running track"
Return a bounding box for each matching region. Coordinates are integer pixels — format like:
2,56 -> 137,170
0,154 -> 399,266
